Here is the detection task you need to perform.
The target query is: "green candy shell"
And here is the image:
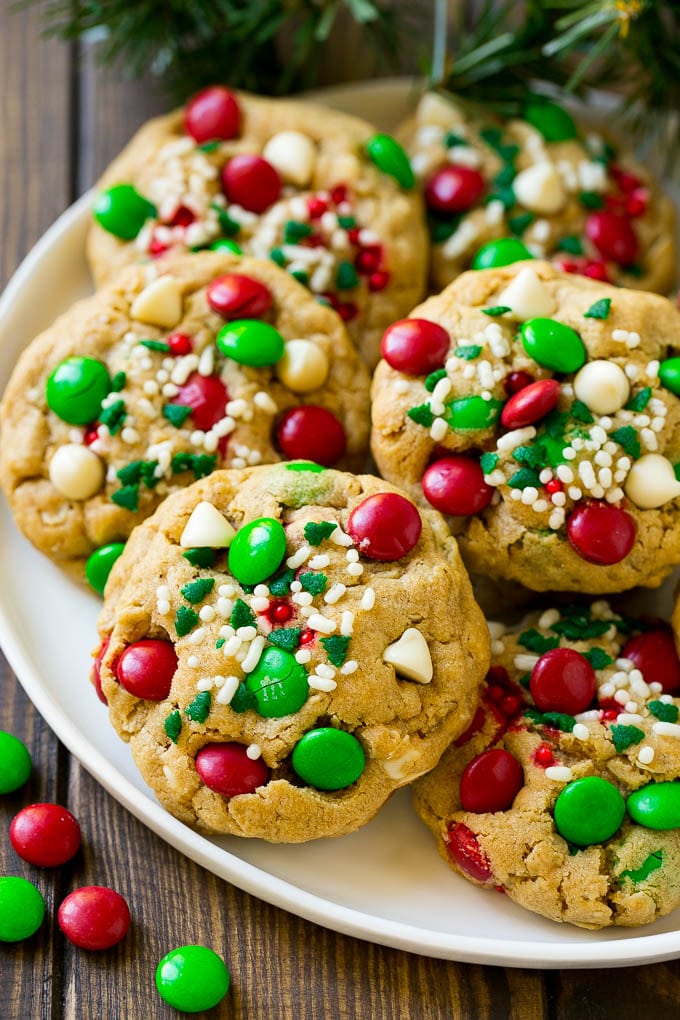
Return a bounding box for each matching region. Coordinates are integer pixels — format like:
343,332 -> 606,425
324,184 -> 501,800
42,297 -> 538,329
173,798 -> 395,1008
245,647 -> 309,718
523,99 -> 577,142
0,731 -> 32,793
292,727 -> 366,790
156,945 -> 230,1013
365,133 -> 415,190
93,184 -> 157,240
448,396 -> 503,431
520,318 -> 587,373
216,319 -> 285,367
658,358 -> 680,396
0,877 -> 45,942
627,782 -> 680,830
210,238 -> 243,254
228,517 -> 286,586
553,776 -> 625,846
472,238 -> 534,270
46,356 -> 112,425
85,542 -> 126,596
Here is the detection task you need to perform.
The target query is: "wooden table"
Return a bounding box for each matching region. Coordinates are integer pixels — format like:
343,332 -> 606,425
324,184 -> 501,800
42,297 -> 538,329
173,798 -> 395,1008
1,7 -> 679,1017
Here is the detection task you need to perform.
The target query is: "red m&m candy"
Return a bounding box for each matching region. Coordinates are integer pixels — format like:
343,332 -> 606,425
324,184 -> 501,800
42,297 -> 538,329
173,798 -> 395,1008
196,743 -> 270,797
421,457 -> 493,516
174,372 -> 228,431
92,637 -> 110,705
206,274 -> 272,319
585,211 -> 639,266
184,86 -> 240,143
116,640 -> 178,701
348,492 -> 421,561
58,886 -> 131,950
381,318 -> 450,376
500,378 -> 560,430
446,822 -> 493,883
276,405 -> 346,466
530,648 -> 596,715
623,628 -> 680,694
460,749 -> 524,813
10,804 -> 81,868
222,155 -> 281,213
567,502 -> 636,565
424,165 -> 485,214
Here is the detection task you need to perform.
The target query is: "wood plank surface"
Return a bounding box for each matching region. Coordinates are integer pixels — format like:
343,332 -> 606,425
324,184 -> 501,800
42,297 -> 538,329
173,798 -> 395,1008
1,5 -> 680,1019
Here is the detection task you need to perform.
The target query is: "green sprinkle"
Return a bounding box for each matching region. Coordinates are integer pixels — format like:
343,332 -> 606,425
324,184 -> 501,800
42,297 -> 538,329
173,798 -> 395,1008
507,468 -> 541,490
512,445 -> 543,470
648,701 -> 680,723
524,708 -> 576,732
111,484 -> 139,511
551,613 -> 611,642
139,339 -> 171,353
480,127 -> 504,152
269,247 -> 286,267
620,850 -> 663,885
518,673 -> 531,689
482,306 -> 511,318
229,599 -> 256,630
610,724 -> 645,753
494,163 -> 516,188
304,521 -> 337,546
283,220 -> 312,244
429,216 -> 461,244
192,454 -> 218,479
215,638 -> 225,649
570,399 -> 594,424
139,460 -> 160,488
338,215 -> 356,229
111,371 -> 127,392
290,269 -> 309,286
284,462 -> 325,473
579,191 -> 605,210
163,404 -> 193,427
299,572 -> 327,596
164,711 -> 182,744
183,548 -> 217,568
611,426 -> 641,459
485,186 -> 516,210
229,684 -> 258,713
582,648 -> 614,670
454,345 -> 482,360
425,369 -> 448,392
584,298 -> 612,321
625,387 -> 652,412
624,263 -> 643,278
268,567 -> 296,596
268,628 -> 301,652
116,461 -> 144,486
508,212 -> 534,235
175,605 -> 199,637
444,131 -> 467,148
211,203 -> 240,236
320,634 -> 351,667
99,398 -> 126,434
199,140 -> 220,152
518,629 -> 559,654
407,404 -> 434,428
556,235 -> 583,255
185,691 -> 211,723
336,261 -> 359,290
181,578 -> 215,604
480,452 -> 498,475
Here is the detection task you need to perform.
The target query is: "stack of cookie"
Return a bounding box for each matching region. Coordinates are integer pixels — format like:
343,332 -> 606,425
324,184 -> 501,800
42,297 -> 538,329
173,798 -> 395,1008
2,84 -> 680,931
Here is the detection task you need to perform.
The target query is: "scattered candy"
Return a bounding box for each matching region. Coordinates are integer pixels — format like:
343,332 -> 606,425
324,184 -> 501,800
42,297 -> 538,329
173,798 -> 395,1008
365,133 -> 415,190
424,165 -> 485,213
116,640 -> 178,700
520,318 -> 586,373
184,86 -> 240,143
156,945 -> 230,1013
195,743 -> 269,796
46,356 -> 111,425
130,275 -> 183,329
472,238 -> 533,270
530,648 -> 596,715
276,405 -> 346,466
228,517 -> 287,586
348,492 -> 421,561
180,501 -> 235,549
48,444 -> 104,501
624,454 -> 680,509
221,154 -> 281,213
93,184 -> 156,240
567,502 -> 636,565
173,372 -> 228,431
245,647 -> 309,718
0,876 -> 45,942
0,731 -> 32,793
292,727 -> 365,790
500,378 -> 560,430
627,782 -> 680,830
553,776 -> 625,846
382,627 -> 433,683
85,542 -> 126,596
381,318 -> 450,375
446,822 -> 493,882
10,803 -> 81,867
573,360 -> 630,415
460,749 -> 524,813
623,628 -> 680,694
421,457 -> 493,516
206,273 -> 272,319
586,211 -> 639,266
262,130 -> 316,187
216,319 -> 285,367
58,886 -> 131,950
275,339 -> 329,392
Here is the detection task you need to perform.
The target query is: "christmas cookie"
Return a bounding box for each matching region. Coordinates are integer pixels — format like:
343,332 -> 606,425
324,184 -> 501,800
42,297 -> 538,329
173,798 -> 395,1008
371,260 -> 680,593
414,600 -> 680,929
86,86 -> 428,367
0,251 -> 369,584
398,92 -> 675,295
92,463 -> 488,842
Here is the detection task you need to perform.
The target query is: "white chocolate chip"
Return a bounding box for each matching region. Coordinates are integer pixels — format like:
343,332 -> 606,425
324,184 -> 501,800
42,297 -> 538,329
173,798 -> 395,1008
496,266 -> 556,320
130,275 -> 183,328
512,162 -> 566,215
382,628 -> 433,684
180,501 -> 236,548
262,131 -> 316,187
48,444 -> 105,500
624,454 -> 680,509
276,339 -> 329,393
573,360 -> 630,416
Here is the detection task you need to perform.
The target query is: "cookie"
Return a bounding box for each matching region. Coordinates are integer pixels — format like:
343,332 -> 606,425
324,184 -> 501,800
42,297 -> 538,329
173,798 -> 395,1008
92,463 -> 489,842
398,92 -> 675,295
86,86 -> 428,367
414,600 -> 680,929
371,260 -> 680,592
0,252 -> 370,583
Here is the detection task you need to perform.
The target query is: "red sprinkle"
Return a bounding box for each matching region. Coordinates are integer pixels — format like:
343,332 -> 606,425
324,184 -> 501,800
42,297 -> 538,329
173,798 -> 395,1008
149,234 -> 170,257
195,743 -> 269,797
348,492 -> 422,562
58,886 -> 131,951
167,332 -> 193,356
623,628 -> 680,694
83,425 -> 99,446
610,164 -> 643,194
269,601 -> 293,624
222,155 -> 281,214
625,189 -> 648,218
584,260 -> 610,282
184,86 -> 240,144
330,184 -> 348,205
307,196 -> 328,219
530,647 -> 596,715
300,629 -> 316,646
368,270 -> 390,292
545,479 -> 563,494
421,456 -> 493,516
504,370 -> 534,396
500,378 -> 560,430
206,273 -> 272,319
337,301 -> 359,323
116,640 -> 178,701
460,748 -> 524,813
567,501 -> 636,565
446,823 -> 493,883
10,804 -> 81,868
534,743 -> 555,767
381,317 -> 450,375
276,405 -> 346,466
355,247 -> 382,274
167,205 -> 195,228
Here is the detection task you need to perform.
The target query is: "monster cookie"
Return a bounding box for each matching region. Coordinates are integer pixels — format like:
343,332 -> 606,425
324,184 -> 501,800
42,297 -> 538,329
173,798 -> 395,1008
414,601 -> 680,929
87,86 -> 427,367
371,260 -> 680,593
92,464 -> 489,842
0,252 -> 369,585
398,92 -> 675,295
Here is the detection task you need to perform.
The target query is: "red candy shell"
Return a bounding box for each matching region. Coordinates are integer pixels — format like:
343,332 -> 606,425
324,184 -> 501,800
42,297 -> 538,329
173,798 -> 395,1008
276,405 -> 346,466
421,457 -> 493,516
500,378 -> 560,430
167,332 -> 193,356
424,165 -> 486,214
381,318 -> 450,376
116,640 -> 178,701
446,822 -> 493,883
195,743 -> 270,797
623,628 -> 680,695
530,647 -> 596,715
92,637 -> 110,705
58,886 -> 131,951
184,86 -> 240,143
567,502 -> 636,565
460,749 -> 524,813
222,155 -> 281,214
504,370 -> 534,396
174,372 -> 228,432
348,492 -> 421,561
10,804 -> 81,868
206,274 -> 272,319
585,211 -> 639,266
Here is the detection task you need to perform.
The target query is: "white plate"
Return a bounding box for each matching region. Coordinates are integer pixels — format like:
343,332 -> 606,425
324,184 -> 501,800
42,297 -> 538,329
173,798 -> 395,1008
2,79 -> 680,969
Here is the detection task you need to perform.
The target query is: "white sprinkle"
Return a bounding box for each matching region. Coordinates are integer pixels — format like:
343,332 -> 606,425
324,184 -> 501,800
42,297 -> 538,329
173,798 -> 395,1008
340,611 -> 355,637
216,598 -> 234,618
157,600 -> 171,615
575,709 -> 602,722
614,689 -> 630,705
545,766 -> 573,782
307,613 -> 336,634
653,721 -> 680,738
496,427 -> 538,453
490,640 -> 505,655
624,701 -> 638,714
308,554 -> 330,570
646,360 -> 660,380
556,464 -> 574,484
236,626 -> 257,641
316,663 -> 336,680
196,676 -> 214,692
345,549 -> 359,563
548,508 -> 565,530
221,636 -> 242,657
563,448 -> 576,461
340,660 -> 358,675
187,655 -> 199,669
551,491 -> 566,507
572,723 -> 590,740
253,391 -> 277,414
287,545 -> 311,569
246,743 -> 262,760
188,627 -> 207,645
240,635 -> 265,673
430,417 -> 448,442
199,605 -> 216,622
514,654 -> 539,671
308,675 -> 337,692
638,745 -> 655,765
598,682 -> 615,699
292,591 -> 313,607
346,562 -> 364,577
324,583 -> 346,605
254,584 -> 269,597
198,346 -> 214,376
330,527 -> 353,547
295,648 -> 312,664
361,588 -> 376,611
616,713 -> 644,725
121,426 -> 139,444
538,609 -> 560,629
250,596 -> 269,613
659,693 -> 674,703
216,676 -> 240,705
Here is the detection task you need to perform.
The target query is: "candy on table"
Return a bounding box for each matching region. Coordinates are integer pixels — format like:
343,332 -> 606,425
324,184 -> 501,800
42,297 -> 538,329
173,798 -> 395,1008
156,944 -> 230,1013
58,886 -> 131,950
10,803 -> 81,868
0,730 -> 32,793
0,876 -> 45,942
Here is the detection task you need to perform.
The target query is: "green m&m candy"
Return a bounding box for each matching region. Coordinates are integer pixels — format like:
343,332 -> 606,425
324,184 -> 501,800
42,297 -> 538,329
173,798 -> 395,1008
448,396 -> 503,431
245,647 -> 309,718
553,776 -> 625,846
93,184 -> 157,240
216,319 -> 285,367
520,318 -> 587,373
0,731 -> 32,793
0,876 -> 45,942
523,99 -> 577,143
46,356 -> 112,425
658,358 -> 680,396
156,945 -> 230,1013
292,728 -> 366,790
85,542 -> 126,596
210,238 -> 243,254
472,238 -> 534,270
365,133 -> 415,190
228,517 -> 286,585
627,782 -> 680,830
